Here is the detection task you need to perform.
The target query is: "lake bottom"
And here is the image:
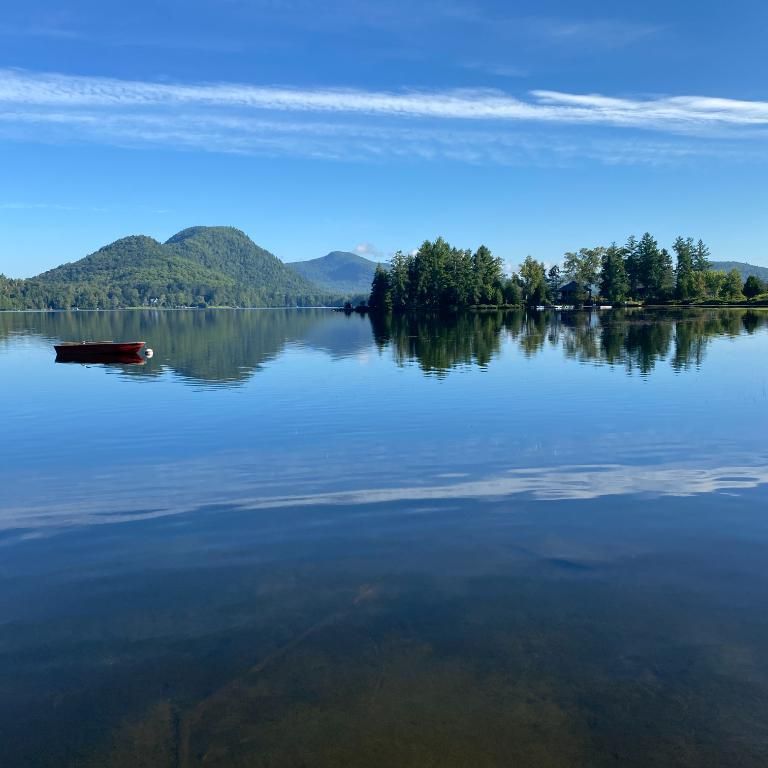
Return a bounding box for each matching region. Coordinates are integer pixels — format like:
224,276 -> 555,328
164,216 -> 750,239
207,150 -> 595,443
2,487 -> 767,768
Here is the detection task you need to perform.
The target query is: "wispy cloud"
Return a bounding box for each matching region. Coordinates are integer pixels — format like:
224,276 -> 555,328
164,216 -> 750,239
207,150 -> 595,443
437,7 -> 663,47
460,60 -> 529,79
0,69 -> 765,166
0,23 -> 82,40
1,69 -> 767,131
2,108 -> 753,167
527,17 -> 662,46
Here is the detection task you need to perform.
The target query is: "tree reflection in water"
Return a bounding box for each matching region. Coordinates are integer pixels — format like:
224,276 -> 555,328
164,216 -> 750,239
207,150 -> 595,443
1,307 -> 765,385
372,308 -> 768,377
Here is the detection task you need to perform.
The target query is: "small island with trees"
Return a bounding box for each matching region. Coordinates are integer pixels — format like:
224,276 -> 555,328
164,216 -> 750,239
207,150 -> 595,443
368,234 -> 768,312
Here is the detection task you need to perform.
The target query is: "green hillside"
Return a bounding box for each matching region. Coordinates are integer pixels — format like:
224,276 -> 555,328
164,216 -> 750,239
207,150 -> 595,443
166,227 -> 318,295
0,227 -> 336,310
711,261 -> 768,282
288,250 -> 379,294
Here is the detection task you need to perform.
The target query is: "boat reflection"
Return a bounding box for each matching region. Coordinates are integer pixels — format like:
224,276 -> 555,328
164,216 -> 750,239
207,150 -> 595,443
55,351 -> 147,366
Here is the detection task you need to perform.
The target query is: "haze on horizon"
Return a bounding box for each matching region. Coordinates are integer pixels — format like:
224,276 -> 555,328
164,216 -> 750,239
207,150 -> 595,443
0,0 -> 766,277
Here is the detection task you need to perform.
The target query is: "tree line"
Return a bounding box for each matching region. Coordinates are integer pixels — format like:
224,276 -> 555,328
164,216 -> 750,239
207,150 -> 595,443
0,273 -> 341,311
369,239 -> 509,311
368,234 -> 768,310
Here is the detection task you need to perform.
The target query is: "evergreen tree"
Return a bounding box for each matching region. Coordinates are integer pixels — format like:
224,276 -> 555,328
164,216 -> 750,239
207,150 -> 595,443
636,232 -> 672,301
623,235 -> 641,298
599,243 -> 629,303
503,276 -> 524,305
659,248 -> 676,300
693,239 -> 711,272
472,245 -> 504,304
365,238 -> 506,311
368,265 -> 392,311
413,238 -> 450,307
743,275 -> 766,298
546,265 -> 561,298
388,251 -> 410,310
444,247 -> 474,306
673,236 -> 696,301
636,232 -> 659,298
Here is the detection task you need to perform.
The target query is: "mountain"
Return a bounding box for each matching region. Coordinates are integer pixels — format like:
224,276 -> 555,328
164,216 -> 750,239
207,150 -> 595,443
711,261 -> 768,282
35,235 -> 232,290
2,227 -> 335,310
165,227 -> 317,295
288,251 -> 379,295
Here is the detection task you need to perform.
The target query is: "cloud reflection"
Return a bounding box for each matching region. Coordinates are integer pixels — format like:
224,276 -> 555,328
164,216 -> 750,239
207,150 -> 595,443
3,461 -> 767,537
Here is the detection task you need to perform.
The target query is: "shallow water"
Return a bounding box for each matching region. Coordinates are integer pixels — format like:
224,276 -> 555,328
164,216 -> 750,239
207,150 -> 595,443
1,307 -> 767,767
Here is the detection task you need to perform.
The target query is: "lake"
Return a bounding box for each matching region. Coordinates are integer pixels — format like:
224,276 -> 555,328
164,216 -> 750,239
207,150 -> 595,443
1,307 -> 767,767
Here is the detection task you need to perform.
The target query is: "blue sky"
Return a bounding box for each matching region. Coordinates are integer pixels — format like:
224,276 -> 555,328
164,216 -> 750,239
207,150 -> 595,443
1,0 -> 767,276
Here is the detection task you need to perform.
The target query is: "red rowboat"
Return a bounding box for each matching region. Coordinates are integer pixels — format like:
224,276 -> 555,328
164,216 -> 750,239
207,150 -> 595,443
54,341 -> 150,364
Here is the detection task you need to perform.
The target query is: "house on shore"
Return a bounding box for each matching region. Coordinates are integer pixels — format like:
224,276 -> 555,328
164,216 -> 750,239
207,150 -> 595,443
558,280 -> 579,304
558,280 -> 594,305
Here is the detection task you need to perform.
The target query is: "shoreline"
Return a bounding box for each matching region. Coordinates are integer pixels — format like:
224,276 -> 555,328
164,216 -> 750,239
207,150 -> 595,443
3,302 -> 768,314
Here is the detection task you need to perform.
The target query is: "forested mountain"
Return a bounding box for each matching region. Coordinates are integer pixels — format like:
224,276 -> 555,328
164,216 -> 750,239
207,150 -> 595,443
288,251 -> 378,294
0,227 -> 336,309
711,261 -> 768,282
166,227 -> 317,294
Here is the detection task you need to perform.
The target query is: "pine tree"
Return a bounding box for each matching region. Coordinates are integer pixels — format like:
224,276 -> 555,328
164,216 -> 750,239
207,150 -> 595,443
623,235 -> 641,298
599,243 -> 629,303
693,239 -> 711,272
743,275 -> 766,299
368,264 -> 392,311
636,232 -> 666,300
673,236 -> 695,301
472,245 -> 504,304
659,248 -> 676,300
547,265 -> 561,298
388,251 -> 410,310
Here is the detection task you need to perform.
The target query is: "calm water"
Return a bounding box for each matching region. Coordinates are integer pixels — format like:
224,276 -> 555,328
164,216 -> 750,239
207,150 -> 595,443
1,307 -> 768,767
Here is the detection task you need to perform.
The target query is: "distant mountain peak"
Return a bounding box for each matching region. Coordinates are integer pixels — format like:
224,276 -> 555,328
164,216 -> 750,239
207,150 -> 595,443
288,250 -> 379,295
103,234 -> 162,251
165,225 -> 249,245
711,260 -> 768,281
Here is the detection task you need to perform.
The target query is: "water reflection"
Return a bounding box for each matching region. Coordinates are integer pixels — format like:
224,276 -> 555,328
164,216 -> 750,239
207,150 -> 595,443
374,307 -> 768,376
2,307 -> 765,386
2,307 -> 768,767
371,310 -> 504,373
0,308 -> 373,386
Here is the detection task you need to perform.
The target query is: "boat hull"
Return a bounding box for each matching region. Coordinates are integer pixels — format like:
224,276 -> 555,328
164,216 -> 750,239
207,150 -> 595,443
54,341 -> 146,363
